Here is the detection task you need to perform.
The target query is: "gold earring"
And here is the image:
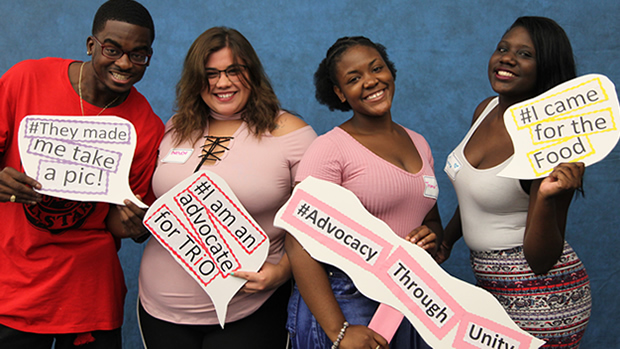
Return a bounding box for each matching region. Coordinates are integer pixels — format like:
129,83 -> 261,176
87,51 -> 91,55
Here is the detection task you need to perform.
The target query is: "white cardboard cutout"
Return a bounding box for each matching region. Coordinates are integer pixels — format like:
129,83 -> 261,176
18,115 -> 146,208
143,171 -> 269,328
275,177 -> 544,349
499,74 -> 620,179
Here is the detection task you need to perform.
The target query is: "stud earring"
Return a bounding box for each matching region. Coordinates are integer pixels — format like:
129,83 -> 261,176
87,51 -> 92,56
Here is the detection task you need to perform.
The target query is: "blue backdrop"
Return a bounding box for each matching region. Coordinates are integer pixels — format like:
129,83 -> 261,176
2,1 -> 619,347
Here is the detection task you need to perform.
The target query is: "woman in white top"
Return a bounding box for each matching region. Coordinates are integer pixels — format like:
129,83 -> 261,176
437,17 -> 591,348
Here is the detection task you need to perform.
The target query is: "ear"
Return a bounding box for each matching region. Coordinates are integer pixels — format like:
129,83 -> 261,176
86,36 -> 95,56
333,85 -> 346,103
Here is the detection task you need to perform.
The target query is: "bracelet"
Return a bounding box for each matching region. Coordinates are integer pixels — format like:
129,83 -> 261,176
331,321 -> 350,349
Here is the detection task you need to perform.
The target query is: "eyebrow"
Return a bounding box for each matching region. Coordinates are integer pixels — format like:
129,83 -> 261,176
344,58 -> 379,77
101,38 -> 151,52
205,64 -> 245,70
499,40 -> 534,50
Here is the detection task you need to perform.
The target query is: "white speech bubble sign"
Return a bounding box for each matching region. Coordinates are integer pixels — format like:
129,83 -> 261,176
143,171 -> 269,328
275,177 -> 544,349
499,74 -> 620,179
18,115 -> 146,208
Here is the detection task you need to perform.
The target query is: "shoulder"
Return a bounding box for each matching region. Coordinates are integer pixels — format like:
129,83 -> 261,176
471,96 -> 497,125
271,111 -> 310,137
401,126 -> 432,155
120,90 -> 164,135
124,89 -> 161,121
400,125 -> 427,143
303,128 -> 347,157
2,58 -> 69,80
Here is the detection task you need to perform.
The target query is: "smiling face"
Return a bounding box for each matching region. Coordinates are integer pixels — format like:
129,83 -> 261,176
200,47 -> 251,117
488,26 -> 537,103
87,20 -> 152,96
332,45 -> 395,119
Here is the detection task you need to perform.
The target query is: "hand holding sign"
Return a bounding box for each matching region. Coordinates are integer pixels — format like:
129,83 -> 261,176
18,115 -> 146,207
499,74 -> 620,179
143,171 -> 269,327
275,177 -> 544,348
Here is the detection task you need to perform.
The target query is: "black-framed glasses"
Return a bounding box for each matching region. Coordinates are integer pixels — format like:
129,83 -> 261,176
91,36 -> 152,66
205,65 -> 247,82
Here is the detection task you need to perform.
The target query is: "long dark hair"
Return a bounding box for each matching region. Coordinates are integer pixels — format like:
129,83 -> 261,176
508,16 -> 576,95
171,27 -> 280,145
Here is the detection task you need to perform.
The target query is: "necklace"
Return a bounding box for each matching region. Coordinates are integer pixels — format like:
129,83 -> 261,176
78,62 -> 119,116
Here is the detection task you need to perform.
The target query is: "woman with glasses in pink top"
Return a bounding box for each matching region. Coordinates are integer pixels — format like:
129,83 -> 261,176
120,27 -> 317,349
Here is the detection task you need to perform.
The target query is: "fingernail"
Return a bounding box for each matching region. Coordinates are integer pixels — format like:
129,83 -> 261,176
230,272 -> 235,276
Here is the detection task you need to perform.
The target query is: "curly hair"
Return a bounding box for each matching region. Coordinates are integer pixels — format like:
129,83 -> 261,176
92,0 -> 154,43
314,36 -> 397,112
171,27 -> 281,145
508,16 -> 576,95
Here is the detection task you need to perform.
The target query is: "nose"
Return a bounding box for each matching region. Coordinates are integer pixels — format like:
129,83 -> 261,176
214,72 -> 233,88
363,75 -> 379,89
114,52 -> 133,69
499,51 -> 516,65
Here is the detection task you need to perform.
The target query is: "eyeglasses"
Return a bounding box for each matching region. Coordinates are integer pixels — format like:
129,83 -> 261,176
91,36 -> 152,66
205,65 -> 247,82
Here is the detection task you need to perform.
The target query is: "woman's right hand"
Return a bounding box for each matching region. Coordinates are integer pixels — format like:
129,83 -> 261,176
0,166 -> 42,204
339,325 -> 388,349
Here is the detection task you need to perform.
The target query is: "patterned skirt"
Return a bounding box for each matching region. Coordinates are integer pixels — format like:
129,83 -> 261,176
470,242 -> 591,348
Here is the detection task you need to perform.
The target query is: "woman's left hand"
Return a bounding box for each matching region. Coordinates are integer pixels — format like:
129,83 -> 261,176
232,261 -> 289,294
538,162 -> 585,199
405,225 -> 437,254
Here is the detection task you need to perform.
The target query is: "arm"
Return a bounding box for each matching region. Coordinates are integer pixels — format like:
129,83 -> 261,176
232,252 -> 292,293
435,206 -> 463,264
406,203 -> 442,256
285,233 -> 388,349
523,162 -> 584,274
233,113 -> 311,292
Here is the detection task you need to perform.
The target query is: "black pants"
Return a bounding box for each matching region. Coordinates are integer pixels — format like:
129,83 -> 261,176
0,323 -> 122,349
139,282 -> 291,349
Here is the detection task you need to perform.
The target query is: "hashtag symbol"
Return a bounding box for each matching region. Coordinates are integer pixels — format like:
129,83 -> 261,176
297,203 -> 310,217
28,121 -> 39,134
519,108 -> 532,125
193,181 -> 211,195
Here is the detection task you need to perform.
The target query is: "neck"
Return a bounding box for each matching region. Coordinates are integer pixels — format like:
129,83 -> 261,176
210,110 -> 243,121
77,61 -> 125,108
345,112 -> 394,134
497,92 -> 535,114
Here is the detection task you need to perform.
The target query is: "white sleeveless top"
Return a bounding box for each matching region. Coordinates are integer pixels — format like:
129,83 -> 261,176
444,97 -> 529,251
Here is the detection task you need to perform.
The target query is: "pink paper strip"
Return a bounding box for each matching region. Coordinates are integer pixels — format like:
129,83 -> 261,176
368,303 -> 404,342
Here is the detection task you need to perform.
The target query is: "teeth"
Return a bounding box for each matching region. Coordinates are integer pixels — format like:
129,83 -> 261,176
497,70 -> 515,77
217,93 -> 234,99
366,90 -> 384,100
111,72 -> 129,81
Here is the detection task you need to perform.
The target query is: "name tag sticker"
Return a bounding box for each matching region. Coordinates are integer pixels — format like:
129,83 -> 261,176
162,148 -> 194,163
423,176 -> 439,199
444,152 -> 462,180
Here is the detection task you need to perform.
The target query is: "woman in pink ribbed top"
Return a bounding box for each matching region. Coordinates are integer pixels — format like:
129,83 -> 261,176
285,37 -> 442,349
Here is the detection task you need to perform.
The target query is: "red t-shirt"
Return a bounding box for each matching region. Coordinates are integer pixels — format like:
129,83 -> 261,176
0,58 -> 164,333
